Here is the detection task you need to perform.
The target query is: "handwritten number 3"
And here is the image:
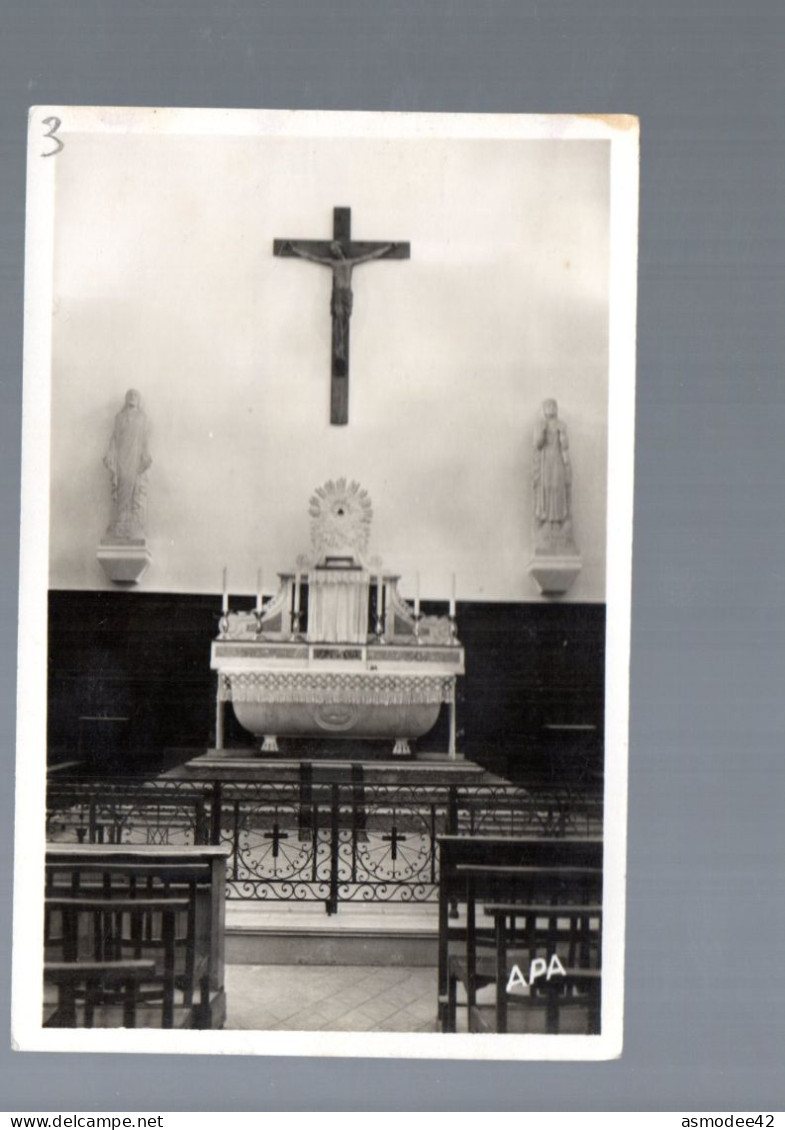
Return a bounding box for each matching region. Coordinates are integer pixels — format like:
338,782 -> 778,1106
41,116 -> 63,157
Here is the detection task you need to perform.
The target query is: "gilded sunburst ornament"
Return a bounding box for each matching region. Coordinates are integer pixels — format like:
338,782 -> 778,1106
309,478 -> 373,560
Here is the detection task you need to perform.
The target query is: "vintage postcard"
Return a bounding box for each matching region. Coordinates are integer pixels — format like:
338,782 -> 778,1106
13,107 -> 638,1058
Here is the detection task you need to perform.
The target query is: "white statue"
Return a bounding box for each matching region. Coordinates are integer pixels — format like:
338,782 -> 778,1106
528,399 -> 581,594
534,398 -> 571,521
532,398 -> 579,559
103,389 -> 152,540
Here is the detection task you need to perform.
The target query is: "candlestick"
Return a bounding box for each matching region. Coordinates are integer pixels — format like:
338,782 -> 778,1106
414,571 -> 420,616
256,568 -> 263,613
222,568 -> 228,613
450,572 -> 456,618
375,574 -> 386,642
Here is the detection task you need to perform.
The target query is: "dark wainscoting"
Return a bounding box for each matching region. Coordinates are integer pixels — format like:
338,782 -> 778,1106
47,591 -> 605,785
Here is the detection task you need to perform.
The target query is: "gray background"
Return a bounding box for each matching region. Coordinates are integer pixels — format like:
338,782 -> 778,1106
1,0 -> 782,1112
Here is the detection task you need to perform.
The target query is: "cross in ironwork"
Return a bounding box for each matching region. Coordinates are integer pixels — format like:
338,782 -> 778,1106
273,207 -> 411,425
382,825 -> 407,862
263,822 -> 289,858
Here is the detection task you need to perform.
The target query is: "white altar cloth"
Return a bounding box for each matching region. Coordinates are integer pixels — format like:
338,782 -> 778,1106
307,567 -> 369,644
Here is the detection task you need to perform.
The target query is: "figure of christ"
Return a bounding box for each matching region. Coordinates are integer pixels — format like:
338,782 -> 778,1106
281,239 -> 393,363
274,208 -> 410,423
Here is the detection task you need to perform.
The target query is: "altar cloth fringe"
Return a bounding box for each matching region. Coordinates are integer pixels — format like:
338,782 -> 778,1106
221,671 -> 453,705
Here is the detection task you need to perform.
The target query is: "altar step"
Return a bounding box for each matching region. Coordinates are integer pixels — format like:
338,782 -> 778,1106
166,749 -> 498,787
225,902 -> 439,967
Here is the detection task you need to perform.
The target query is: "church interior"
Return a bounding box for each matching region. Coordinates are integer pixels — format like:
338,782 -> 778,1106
39,120 -> 612,1038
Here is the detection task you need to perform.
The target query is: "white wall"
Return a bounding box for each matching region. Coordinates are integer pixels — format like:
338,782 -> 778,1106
48,127 -> 609,603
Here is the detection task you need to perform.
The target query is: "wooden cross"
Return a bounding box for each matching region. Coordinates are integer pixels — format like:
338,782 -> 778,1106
274,207 -> 410,425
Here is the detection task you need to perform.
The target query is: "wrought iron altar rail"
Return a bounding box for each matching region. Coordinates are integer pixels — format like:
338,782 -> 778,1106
46,775 -> 603,914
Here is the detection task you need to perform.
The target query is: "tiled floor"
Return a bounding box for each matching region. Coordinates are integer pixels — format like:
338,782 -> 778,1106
225,963 -> 440,1032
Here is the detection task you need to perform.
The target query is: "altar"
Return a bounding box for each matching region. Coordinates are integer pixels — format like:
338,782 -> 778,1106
210,480 -> 465,758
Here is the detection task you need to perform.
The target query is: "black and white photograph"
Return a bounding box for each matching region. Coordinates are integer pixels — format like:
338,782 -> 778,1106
13,107 -> 638,1058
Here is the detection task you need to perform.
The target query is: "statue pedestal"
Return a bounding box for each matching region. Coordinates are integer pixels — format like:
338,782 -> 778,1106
97,538 -> 152,584
528,553 -> 582,596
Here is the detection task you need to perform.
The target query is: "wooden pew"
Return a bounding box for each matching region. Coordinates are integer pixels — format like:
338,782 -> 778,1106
480,902 -> 602,1034
446,867 -> 603,1033
436,835 -> 602,1033
44,960 -> 158,1028
45,845 -> 229,1028
45,897 -> 198,1028
46,781 -> 212,846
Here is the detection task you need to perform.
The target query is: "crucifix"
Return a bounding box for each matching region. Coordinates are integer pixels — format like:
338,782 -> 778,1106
274,207 -> 410,425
